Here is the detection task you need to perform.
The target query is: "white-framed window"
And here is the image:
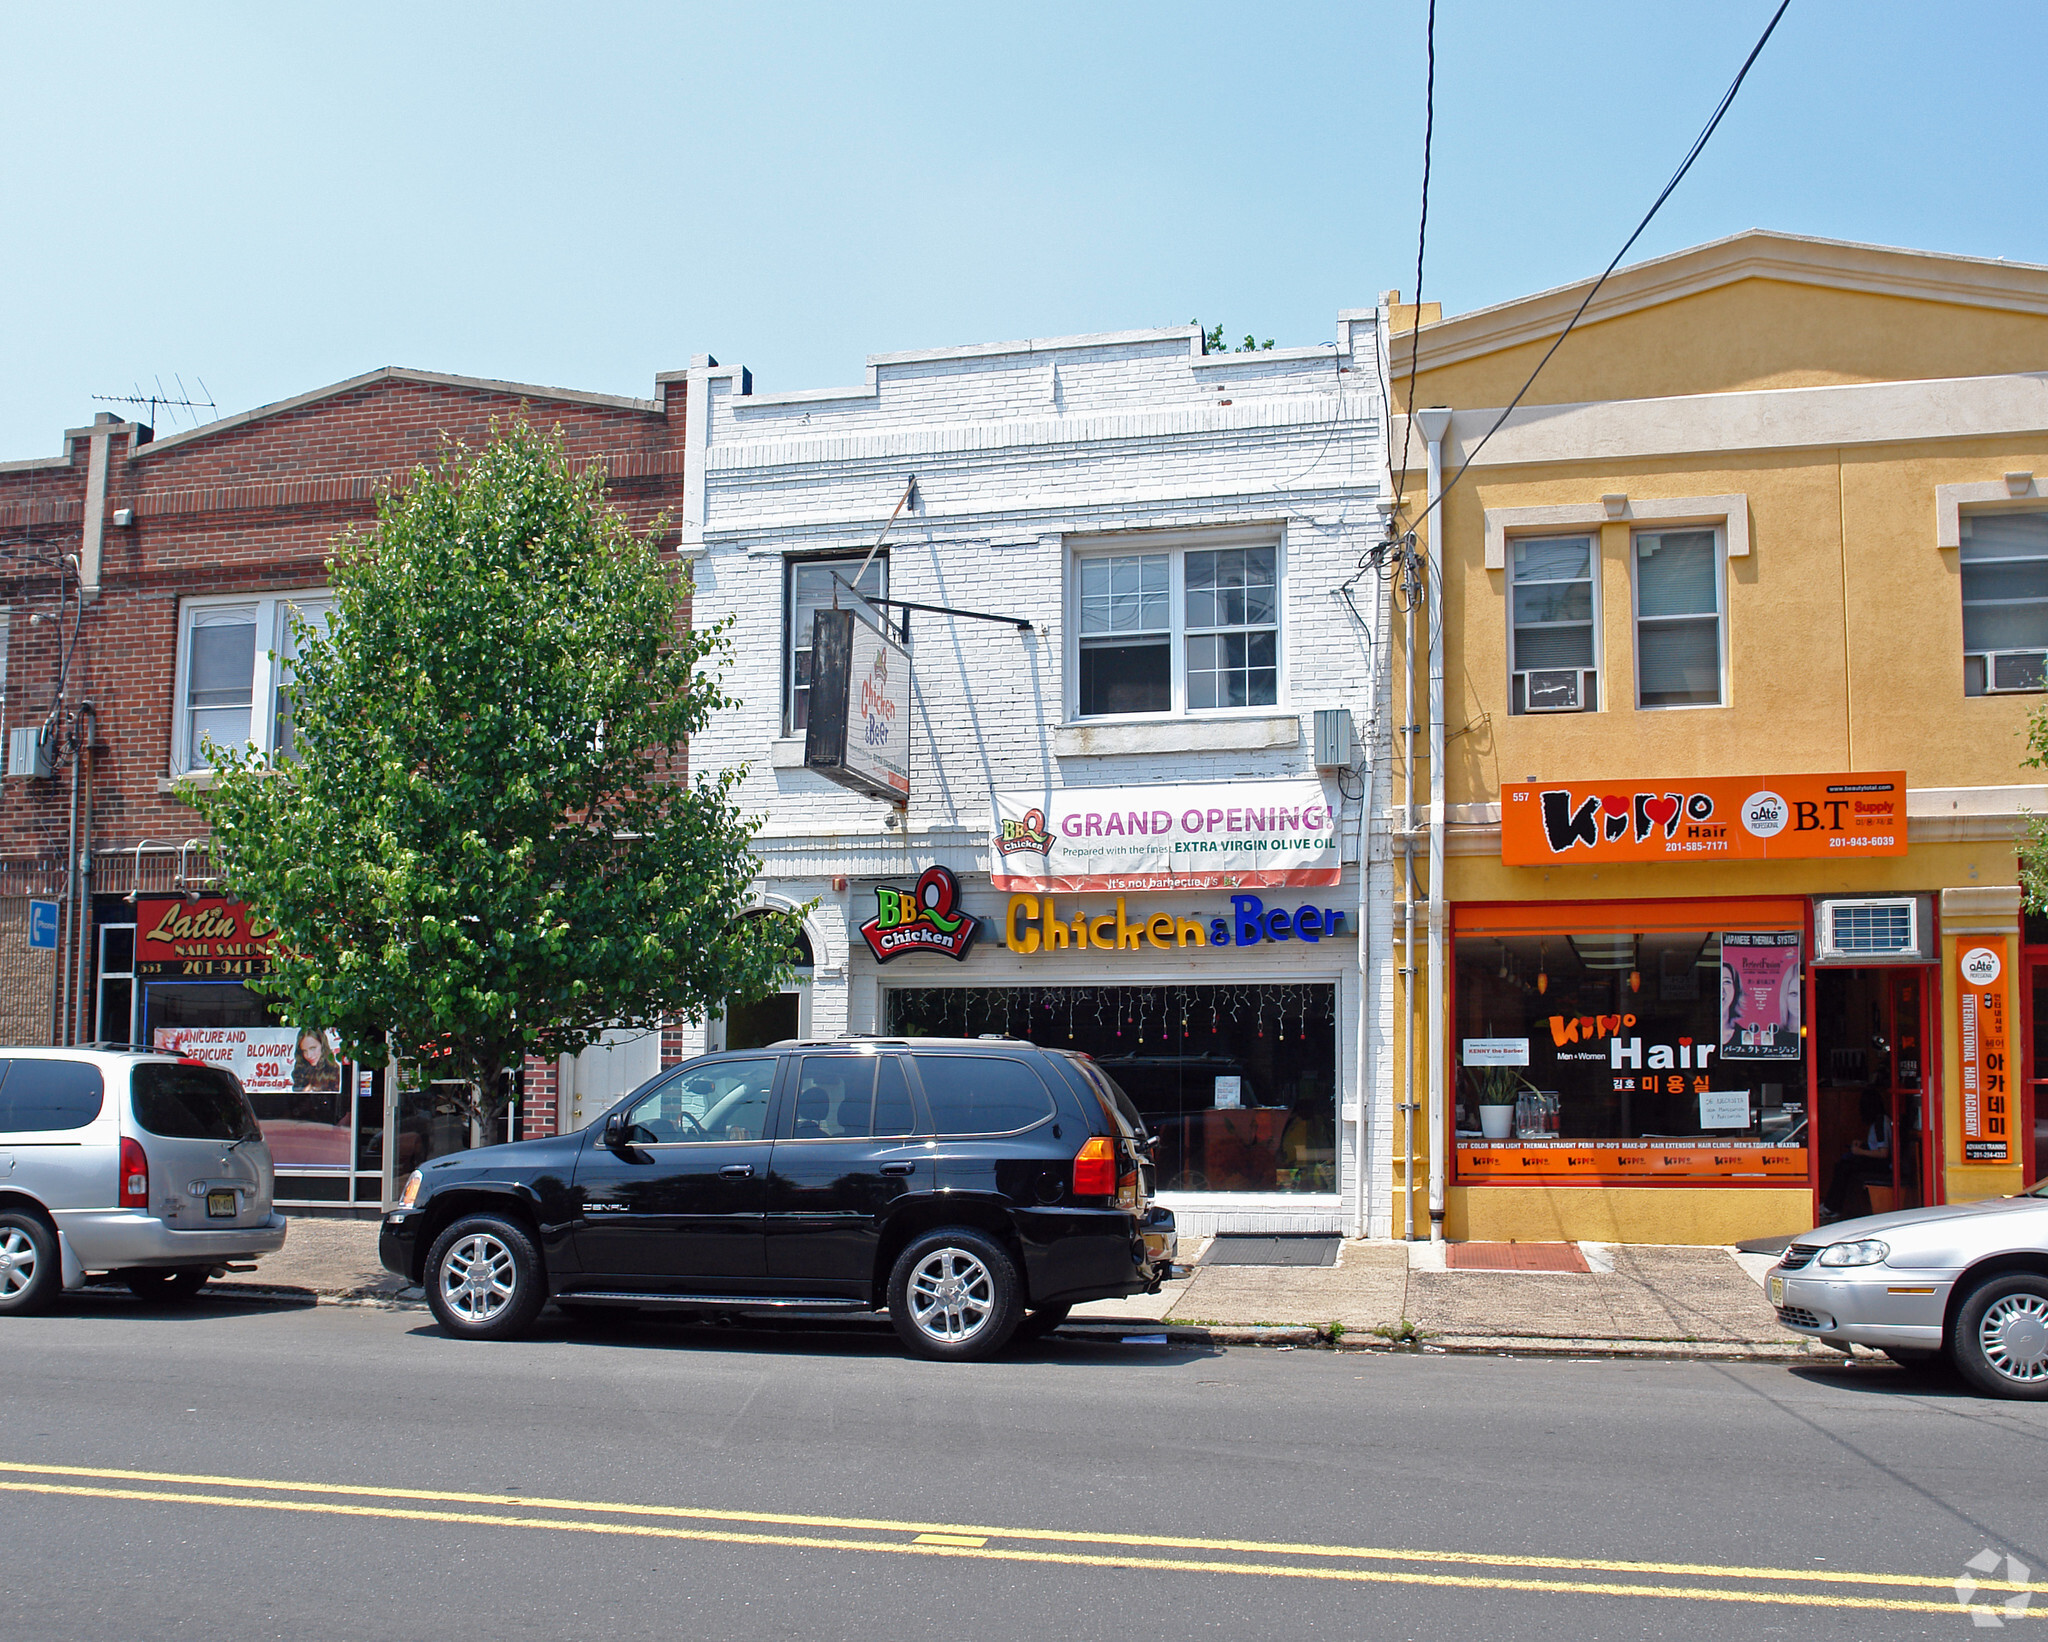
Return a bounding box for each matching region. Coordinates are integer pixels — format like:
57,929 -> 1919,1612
172,590 -> 335,772
1507,533 -> 1598,714
1632,526 -> 1724,709
1960,509 -> 2048,695
96,923 -> 136,1044
1071,536 -> 1281,717
784,554 -> 887,735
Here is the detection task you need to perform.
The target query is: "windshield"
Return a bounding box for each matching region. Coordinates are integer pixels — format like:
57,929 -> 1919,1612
132,1063 -> 261,1142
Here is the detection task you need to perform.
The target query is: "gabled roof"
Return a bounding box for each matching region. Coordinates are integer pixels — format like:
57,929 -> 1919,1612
128,366 -> 664,463
1406,229 -> 2048,375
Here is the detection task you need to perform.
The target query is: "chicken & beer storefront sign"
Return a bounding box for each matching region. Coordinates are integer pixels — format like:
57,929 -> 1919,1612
1499,771 -> 1906,866
992,779 -> 1340,893
134,896 -> 277,978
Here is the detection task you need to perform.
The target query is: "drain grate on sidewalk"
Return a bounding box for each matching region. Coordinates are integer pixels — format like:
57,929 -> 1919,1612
1202,1236 -> 1339,1268
1443,1242 -> 1590,1273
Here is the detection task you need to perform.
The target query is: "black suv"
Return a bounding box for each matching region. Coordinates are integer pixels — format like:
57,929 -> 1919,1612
379,1037 -> 1175,1361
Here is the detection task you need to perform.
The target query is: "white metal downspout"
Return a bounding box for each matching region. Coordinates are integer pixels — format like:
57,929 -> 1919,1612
1415,407 -> 1453,1242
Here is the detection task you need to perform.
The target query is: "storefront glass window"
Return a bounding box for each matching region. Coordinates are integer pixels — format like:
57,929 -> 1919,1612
1453,923 -> 1808,1183
884,983 -> 1337,1194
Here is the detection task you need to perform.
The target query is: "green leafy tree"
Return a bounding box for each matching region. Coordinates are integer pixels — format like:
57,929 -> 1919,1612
196,420 -> 800,1130
1195,321 -> 1275,353
2022,707 -> 2048,913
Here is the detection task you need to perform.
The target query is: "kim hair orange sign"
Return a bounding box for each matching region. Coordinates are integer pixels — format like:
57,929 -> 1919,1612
1500,772 -> 1906,866
1957,937 -> 2013,1163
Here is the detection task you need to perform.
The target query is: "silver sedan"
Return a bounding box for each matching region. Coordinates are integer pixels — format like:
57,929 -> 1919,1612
1770,1180 -> 2048,1398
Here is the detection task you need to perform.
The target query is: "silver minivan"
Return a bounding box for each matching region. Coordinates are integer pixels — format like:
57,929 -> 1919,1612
0,1047 -> 287,1312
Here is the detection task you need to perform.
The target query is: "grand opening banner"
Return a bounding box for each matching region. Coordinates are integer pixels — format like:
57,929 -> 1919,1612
992,780 -> 1340,893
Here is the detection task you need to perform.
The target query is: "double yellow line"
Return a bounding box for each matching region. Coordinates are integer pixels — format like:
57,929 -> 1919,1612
0,1460 -> 2036,1617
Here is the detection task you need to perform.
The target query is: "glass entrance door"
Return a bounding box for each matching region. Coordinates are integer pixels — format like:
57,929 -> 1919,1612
1812,966 -> 1935,1219
2025,953 -> 2048,1185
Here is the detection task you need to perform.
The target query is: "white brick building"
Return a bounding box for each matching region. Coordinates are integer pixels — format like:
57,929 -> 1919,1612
669,319 -> 1397,1237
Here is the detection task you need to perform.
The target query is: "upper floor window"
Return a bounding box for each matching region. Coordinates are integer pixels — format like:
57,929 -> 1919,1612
1508,534 -> 1597,714
174,591 -> 334,773
1633,527 -> 1723,709
1074,540 -> 1279,717
785,555 -> 886,735
1961,510 -> 2048,695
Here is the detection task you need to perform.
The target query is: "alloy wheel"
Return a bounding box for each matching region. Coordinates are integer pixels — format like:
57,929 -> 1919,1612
439,1233 -> 518,1324
1978,1292 -> 2048,1385
907,1247 -> 995,1344
0,1227 -> 37,1298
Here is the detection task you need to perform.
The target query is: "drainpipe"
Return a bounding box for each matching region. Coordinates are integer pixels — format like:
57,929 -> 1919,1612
1399,556 -> 1420,1237
57,712 -> 82,1046
71,705 -> 97,1043
1414,406 -> 1454,1243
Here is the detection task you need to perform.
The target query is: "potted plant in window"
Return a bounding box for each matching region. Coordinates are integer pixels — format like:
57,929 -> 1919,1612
1471,1066 -> 1537,1140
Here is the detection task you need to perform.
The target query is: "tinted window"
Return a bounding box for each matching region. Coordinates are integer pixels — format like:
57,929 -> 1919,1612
874,1055 -> 916,1137
917,1056 -> 1056,1135
0,1059 -> 105,1133
623,1057 -> 776,1144
793,1056 -> 876,1139
131,1063 -> 257,1141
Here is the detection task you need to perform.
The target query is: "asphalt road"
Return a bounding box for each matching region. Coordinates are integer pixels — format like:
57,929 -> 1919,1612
4,1293 -> 2044,1641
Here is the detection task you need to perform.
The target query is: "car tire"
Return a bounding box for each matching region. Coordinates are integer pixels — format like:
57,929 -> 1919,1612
0,1211 -> 60,1317
424,1214 -> 547,1342
887,1227 -> 1023,1362
1952,1273 -> 2048,1400
1011,1303 -> 1072,1344
124,1267 -> 211,1303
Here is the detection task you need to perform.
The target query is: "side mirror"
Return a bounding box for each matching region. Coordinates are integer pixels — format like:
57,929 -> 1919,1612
603,1111 -> 626,1148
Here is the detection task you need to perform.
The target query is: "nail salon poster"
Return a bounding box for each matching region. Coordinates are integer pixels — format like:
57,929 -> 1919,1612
1719,932 -> 1802,1061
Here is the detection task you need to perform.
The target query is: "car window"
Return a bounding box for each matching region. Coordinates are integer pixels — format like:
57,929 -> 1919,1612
622,1057 -> 776,1144
793,1056 -> 876,1139
874,1055 -> 917,1137
0,1059 -> 105,1133
131,1063 -> 257,1141
917,1055 -> 1056,1135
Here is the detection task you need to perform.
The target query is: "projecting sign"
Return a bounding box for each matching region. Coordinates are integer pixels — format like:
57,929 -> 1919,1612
1499,772 -> 1906,865
992,779 -> 1340,893
26,899 -> 58,951
804,602 -> 911,803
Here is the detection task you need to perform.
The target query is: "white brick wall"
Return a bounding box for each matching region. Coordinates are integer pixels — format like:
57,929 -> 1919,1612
685,312 -> 1397,1234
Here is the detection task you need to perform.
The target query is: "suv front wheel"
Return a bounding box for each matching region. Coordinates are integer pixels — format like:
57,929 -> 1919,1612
425,1214 -> 547,1341
888,1228 -> 1023,1362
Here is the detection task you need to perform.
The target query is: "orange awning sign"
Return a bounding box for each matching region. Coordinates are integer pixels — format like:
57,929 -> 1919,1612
1500,772 -> 1905,865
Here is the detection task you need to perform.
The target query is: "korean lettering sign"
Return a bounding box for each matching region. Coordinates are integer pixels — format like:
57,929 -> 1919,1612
1500,772 -> 1905,865
1957,938 -> 2012,1162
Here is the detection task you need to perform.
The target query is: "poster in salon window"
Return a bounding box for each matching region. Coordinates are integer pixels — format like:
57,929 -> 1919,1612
1718,932 -> 1802,1061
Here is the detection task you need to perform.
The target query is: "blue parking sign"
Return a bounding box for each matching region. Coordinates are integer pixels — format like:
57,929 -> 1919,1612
27,899 -> 58,951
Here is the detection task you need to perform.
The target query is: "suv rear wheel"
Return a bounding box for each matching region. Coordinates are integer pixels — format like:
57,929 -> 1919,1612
887,1228 -> 1022,1362
0,1212 -> 59,1316
1953,1273 -> 2048,1400
425,1214 -> 547,1341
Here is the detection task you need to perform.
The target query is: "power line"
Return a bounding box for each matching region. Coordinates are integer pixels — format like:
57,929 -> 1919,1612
1399,0 -> 1792,541
1390,0 -> 1436,514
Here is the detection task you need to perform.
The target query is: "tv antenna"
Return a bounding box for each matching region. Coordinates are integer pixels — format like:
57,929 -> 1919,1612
91,375 -> 218,431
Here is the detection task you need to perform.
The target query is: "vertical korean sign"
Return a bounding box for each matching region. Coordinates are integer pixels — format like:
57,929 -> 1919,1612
1957,938 -> 2012,1162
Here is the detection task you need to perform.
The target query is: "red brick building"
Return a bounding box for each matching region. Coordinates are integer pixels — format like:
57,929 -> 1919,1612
0,366 -> 690,1206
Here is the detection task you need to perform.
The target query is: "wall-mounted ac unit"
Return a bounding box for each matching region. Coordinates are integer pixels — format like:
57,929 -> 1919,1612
1516,668 -> 1593,714
1984,649 -> 2048,693
1815,896 -> 1931,963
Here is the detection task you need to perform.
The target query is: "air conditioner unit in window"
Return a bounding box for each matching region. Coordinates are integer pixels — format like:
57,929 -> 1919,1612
1986,650 -> 2048,693
1521,669 -> 1583,713
1815,897 -> 1929,962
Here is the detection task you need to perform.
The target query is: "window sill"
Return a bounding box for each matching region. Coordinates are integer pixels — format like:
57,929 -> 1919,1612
158,771 -> 215,794
1053,714 -> 1299,758
769,738 -> 806,769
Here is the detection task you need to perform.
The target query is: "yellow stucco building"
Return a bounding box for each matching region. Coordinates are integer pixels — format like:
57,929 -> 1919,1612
1387,230 -> 2048,1244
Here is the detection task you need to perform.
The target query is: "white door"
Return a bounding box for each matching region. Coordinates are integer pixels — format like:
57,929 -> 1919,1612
558,1029 -> 664,1133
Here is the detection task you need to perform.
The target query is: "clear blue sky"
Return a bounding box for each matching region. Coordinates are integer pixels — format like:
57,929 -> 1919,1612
3,1 -> 2043,456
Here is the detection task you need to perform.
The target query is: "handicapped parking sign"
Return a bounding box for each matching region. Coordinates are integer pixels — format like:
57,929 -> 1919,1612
27,899 -> 58,950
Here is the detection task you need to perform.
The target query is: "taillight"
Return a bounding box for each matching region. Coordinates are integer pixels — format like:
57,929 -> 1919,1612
1073,1135 -> 1116,1197
120,1136 -> 150,1207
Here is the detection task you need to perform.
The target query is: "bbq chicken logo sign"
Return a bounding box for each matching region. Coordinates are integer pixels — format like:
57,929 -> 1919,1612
1499,772 -> 1906,865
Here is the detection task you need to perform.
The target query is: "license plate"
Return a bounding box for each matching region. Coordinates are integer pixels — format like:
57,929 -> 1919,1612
207,1190 -> 237,1220
1768,1274 -> 1785,1305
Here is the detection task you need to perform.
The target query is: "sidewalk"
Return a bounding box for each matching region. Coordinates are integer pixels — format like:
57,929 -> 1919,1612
214,1218 -> 1816,1358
